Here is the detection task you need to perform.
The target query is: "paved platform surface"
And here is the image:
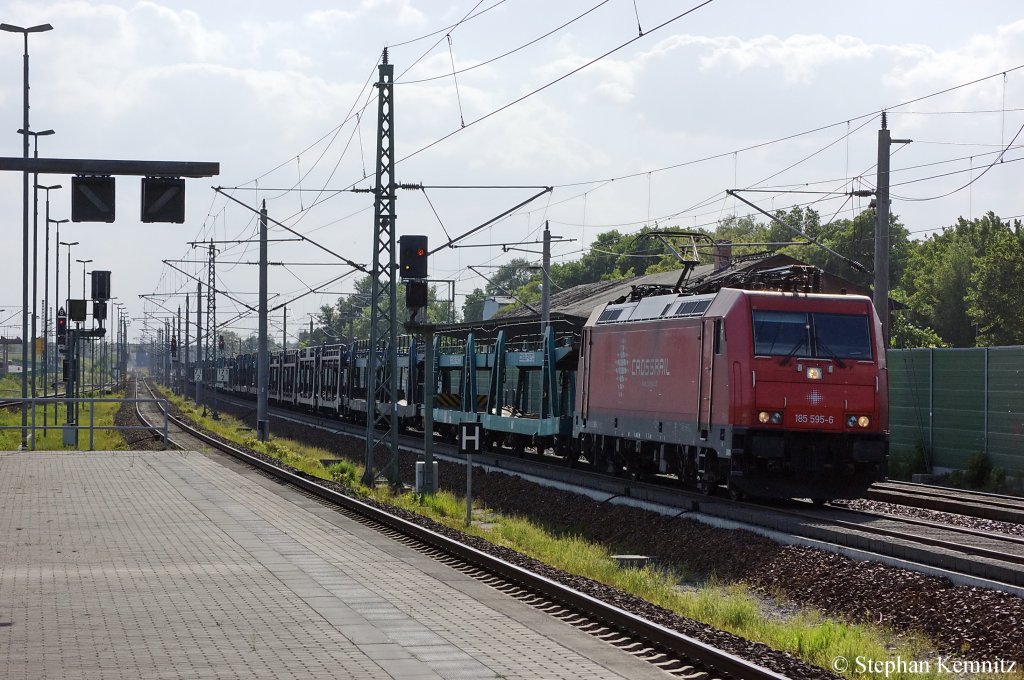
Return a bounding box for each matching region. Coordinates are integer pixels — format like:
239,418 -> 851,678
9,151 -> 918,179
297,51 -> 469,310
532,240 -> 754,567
0,451 -> 669,679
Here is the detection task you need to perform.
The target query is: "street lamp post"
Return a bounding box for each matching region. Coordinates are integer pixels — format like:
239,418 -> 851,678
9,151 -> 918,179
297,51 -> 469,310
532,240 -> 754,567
47,218 -> 68,352
63,243 -> 77,320
77,259 -> 92,300
37,182 -> 61,431
22,130 -> 54,400
58,240 -> 77,323
0,309 -> 6,376
59,241 -> 77,424
76,259 -> 92,401
2,20 -> 54,448
112,301 -> 124,389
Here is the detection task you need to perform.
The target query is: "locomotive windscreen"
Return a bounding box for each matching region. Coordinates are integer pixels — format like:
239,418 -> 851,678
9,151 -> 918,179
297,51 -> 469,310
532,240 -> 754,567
753,311 -> 872,359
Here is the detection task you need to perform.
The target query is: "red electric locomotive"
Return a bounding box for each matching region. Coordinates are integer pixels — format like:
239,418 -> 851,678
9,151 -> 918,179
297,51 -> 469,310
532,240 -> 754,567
573,285 -> 888,501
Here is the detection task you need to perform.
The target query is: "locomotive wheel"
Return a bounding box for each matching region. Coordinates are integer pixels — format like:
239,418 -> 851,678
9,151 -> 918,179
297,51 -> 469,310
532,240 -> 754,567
727,482 -> 744,501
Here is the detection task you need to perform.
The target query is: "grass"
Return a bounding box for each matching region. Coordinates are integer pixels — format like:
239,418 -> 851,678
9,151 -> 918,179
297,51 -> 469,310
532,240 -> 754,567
384,493 -> 942,679
0,372 -> 21,397
0,395 -> 127,451
162,390 -> 1020,680
167,393 -> 339,481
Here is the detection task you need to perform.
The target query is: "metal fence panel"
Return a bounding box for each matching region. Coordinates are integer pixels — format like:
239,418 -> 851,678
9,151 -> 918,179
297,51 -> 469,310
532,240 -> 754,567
987,347 -> 1024,474
888,346 -> 1024,476
932,349 -> 986,469
888,348 -> 931,457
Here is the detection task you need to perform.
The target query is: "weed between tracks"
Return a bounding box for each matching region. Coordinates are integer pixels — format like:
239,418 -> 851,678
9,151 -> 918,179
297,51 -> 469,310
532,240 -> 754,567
163,393 -> 1012,680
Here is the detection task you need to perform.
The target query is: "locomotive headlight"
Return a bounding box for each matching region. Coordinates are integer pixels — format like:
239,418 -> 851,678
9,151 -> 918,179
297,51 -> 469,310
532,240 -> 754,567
806,366 -> 823,380
857,416 -> 871,428
771,411 -> 783,424
846,415 -> 857,427
758,411 -> 770,423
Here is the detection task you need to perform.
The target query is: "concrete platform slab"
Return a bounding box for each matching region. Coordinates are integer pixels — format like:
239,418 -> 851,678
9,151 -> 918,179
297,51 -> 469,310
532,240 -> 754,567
0,451 -> 669,679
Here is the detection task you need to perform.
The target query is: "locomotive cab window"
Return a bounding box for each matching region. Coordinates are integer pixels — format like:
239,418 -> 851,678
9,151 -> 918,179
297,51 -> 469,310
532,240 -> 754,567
813,313 -> 872,359
752,311 -> 809,357
752,310 -> 872,360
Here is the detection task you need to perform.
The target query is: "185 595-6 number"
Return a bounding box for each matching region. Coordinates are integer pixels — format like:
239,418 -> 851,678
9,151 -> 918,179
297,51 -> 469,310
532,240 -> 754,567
794,414 -> 833,424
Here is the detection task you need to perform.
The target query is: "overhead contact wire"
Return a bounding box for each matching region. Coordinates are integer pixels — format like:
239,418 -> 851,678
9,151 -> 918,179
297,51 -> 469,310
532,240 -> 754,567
395,0 -> 717,166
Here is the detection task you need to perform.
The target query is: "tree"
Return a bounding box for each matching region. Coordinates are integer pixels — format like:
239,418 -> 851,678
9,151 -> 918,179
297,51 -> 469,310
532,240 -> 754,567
711,214 -> 773,260
236,333 -> 281,355
483,257 -> 536,294
219,330 -> 242,356
461,258 -> 540,320
889,292 -> 946,348
462,288 -> 486,322
899,212 -> 1010,347
890,315 -> 947,349
302,275 -> 457,341
776,208 -> 910,291
967,223 -> 1024,345
901,234 -> 976,346
550,230 -> 630,288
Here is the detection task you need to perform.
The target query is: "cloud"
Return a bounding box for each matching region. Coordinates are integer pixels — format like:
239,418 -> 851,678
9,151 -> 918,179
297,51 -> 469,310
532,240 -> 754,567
276,47 -> 314,71
358,0 -> 426,27
304,9 -> 358,28
882,19 -> 1024,107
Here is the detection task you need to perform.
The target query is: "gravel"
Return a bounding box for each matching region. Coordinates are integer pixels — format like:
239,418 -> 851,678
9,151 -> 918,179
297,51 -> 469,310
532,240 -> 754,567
165,395 -> 1024,667
113,378 -> 164,450
834,498 -> 1024,538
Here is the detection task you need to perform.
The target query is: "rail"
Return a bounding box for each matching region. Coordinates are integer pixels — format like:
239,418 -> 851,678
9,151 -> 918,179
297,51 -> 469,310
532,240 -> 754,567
867,481 -> 1024,524
0,397 -> 168,451
143,381 -> 785,680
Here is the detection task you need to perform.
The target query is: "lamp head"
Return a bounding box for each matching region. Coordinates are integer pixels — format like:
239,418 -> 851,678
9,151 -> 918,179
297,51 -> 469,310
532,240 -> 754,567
0,23 -> 54,34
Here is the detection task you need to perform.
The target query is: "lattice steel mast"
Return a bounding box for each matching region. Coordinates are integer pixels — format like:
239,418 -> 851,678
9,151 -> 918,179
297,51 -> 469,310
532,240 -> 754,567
206,239 -> 219,418
363,48 -> 400,487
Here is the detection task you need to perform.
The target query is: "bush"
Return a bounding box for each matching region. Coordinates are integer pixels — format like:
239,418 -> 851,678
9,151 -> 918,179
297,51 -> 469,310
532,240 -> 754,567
327,460 -> 358,487
987,467 -> 1008,493
963,451 -> 992,489
908,443 -> 929,476
887,442 -> 929,481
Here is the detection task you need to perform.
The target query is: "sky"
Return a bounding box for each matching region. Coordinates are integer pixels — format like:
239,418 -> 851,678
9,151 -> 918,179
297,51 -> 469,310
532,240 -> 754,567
0,0 -> 1022,346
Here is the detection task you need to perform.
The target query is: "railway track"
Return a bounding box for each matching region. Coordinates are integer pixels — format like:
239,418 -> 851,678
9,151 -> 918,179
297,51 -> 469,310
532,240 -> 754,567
866,480 -> 1024,525
755,500 -> 1024,585
130,377 -> 801,680
192,387 -> 1024,592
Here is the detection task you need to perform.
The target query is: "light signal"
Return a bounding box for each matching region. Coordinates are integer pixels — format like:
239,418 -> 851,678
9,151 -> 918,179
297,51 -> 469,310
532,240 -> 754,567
141,177 -> 186,223
399,234 -> 428,279
71,175 -> 116,223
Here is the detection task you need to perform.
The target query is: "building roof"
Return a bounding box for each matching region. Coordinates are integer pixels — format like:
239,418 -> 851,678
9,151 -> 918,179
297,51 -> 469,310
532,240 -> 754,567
494,253 -> 869,323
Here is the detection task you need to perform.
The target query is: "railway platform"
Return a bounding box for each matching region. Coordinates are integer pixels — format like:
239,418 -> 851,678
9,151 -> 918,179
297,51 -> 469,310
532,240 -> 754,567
0,450 -> 668,680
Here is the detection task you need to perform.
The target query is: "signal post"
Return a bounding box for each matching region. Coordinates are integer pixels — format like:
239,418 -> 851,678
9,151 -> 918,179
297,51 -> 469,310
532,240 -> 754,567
400,234 -> 436,494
